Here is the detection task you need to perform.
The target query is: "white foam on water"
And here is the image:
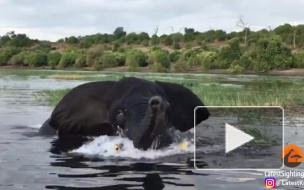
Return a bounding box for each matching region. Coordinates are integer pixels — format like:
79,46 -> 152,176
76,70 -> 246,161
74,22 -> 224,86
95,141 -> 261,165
71,135 -> 195,159
27,124 -> 223,159
27,124 -> 42,129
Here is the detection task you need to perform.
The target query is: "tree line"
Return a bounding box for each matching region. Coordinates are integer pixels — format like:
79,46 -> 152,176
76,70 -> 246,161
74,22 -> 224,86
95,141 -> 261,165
0,23 -> 304,73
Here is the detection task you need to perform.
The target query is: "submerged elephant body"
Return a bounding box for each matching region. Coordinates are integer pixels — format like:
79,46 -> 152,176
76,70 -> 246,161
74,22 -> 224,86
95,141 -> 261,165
40,77 -> 210,150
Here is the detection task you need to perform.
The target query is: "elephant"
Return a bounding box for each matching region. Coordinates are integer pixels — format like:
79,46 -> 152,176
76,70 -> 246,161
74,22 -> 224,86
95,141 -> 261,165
39,77 -> 210,150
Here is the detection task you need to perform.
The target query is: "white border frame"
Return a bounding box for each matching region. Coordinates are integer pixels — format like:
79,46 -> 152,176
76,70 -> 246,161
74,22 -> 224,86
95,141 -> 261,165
193,106 -> 285,171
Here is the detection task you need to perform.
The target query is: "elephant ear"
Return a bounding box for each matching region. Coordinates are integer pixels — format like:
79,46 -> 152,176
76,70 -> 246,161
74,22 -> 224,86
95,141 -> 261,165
49,81 -> 118,137
155,81 -> 210,132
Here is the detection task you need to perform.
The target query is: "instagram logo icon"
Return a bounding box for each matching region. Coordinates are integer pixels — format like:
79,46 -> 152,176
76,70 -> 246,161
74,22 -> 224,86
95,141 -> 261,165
265,178 -> 276,189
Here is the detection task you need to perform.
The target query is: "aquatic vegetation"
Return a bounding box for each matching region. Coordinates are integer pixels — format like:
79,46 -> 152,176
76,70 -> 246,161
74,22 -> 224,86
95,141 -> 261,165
49,74 -> 87,80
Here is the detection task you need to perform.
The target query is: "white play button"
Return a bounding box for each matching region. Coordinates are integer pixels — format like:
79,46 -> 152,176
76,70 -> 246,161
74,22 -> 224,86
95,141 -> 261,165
225,123 -> 254,154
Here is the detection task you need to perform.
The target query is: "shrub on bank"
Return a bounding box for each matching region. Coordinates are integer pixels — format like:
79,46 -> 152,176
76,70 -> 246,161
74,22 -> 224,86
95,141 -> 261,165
126,53 -> 139,71
58,51 -> 77,68
86,46 -> 103,67
253,36 -> 294,71
152,50 -> 170,69
173,42 -> 181,50
0,46 -> 21,65
113,52 -> 126,66
197,51 -> 218,71
126,49 -> 147,67
8,51 -> 27,66
26,51 -> 48,67
172,59 -> 188,72
154,62 -> 168,72
100,53 -> 118,68
74,54 -> 87,68
186,55 -> 200,68
294,51 -> 304,68
216,37 -> 242,69
228,61 -> 246,74
48,52 -> 62,66
169,51 -> 182,62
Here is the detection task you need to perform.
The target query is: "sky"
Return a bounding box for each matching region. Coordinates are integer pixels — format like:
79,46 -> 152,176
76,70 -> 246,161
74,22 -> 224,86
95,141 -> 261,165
0,0 -> 303,42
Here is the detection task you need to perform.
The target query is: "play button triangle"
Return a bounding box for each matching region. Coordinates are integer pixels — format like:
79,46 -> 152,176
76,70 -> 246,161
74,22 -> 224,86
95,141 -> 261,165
225,123 -> 254,154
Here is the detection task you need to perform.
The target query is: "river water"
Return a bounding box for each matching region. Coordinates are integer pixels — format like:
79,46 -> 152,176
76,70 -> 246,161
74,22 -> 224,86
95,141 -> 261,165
0,71 -> 303,190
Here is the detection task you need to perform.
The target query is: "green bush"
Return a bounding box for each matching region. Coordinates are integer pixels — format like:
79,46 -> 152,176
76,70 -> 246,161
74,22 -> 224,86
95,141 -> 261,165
26,51 -> 48,67
58,51 -> 77,68
100,53 -> 118,68
148,46 -> 162,53
294,51 -> 304,68
48,52 -> 61,66
169,51 -> 182,62
154,62 -> 168,72
253,36 -> 294,71
126,50 -> 147,67
228,61 -> 246,74
36,42 -> 52,53
239,52 -> 255,70
93,60 -> 103,71
86,46 -> 103,66
8,51 -> 27,66
197,51 -> 218,71
173,42 -> 181,50
216,37 -> 242,69
181,47 -> 204,63
151,35 -> 160,45
173,59 -> 188,72
152,50 -> 170,69
185,42 -> 193,49
74,54 -> 86,68
113,52 -> 126,66
142,39 -> 149,46
118,47 -> 125,53
186,55 -> 200,68
113,42 -> 120,52
0,47 -> 21,65
126,53 -> 139,71
163,36 -> 173,46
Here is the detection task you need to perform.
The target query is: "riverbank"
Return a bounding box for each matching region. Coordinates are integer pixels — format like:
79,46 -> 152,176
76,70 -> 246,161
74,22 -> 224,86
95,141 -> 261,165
2,65 -> 304,77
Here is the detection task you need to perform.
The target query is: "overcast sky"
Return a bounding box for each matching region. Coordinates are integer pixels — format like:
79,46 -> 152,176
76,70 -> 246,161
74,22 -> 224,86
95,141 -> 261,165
0,0 -> 303,42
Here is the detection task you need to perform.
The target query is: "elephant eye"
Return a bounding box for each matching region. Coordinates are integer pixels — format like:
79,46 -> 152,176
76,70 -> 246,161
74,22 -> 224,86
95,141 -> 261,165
115,110 -> 125,125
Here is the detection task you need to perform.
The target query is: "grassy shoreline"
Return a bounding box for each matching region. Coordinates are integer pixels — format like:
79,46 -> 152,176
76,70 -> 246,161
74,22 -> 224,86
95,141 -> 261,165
2,68 -> 304,115
2,66 -> 304,77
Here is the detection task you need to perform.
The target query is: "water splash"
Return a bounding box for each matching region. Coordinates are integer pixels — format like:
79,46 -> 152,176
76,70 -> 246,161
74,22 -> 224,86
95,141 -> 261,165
71,135 -> 194,159
29,124 -> 223,159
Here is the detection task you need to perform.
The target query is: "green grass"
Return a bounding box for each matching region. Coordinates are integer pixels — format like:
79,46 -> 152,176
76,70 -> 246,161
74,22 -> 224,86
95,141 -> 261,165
3,68 -> 304,110
36,77 -> 304,110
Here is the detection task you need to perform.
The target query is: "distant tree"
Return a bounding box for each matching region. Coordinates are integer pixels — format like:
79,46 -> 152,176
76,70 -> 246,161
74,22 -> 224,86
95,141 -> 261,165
138,32 -> 150,41
125,32 -> 138,44
164,35 -> 173,45
0,35 -> 11,45
184,28 -> 195,34
66,36 -> 78,44
151,35 -> 160,45
274,24 -> 293,35
236,16 -> 251,47
113,27 -> 127,39
214,30 -> 227,41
